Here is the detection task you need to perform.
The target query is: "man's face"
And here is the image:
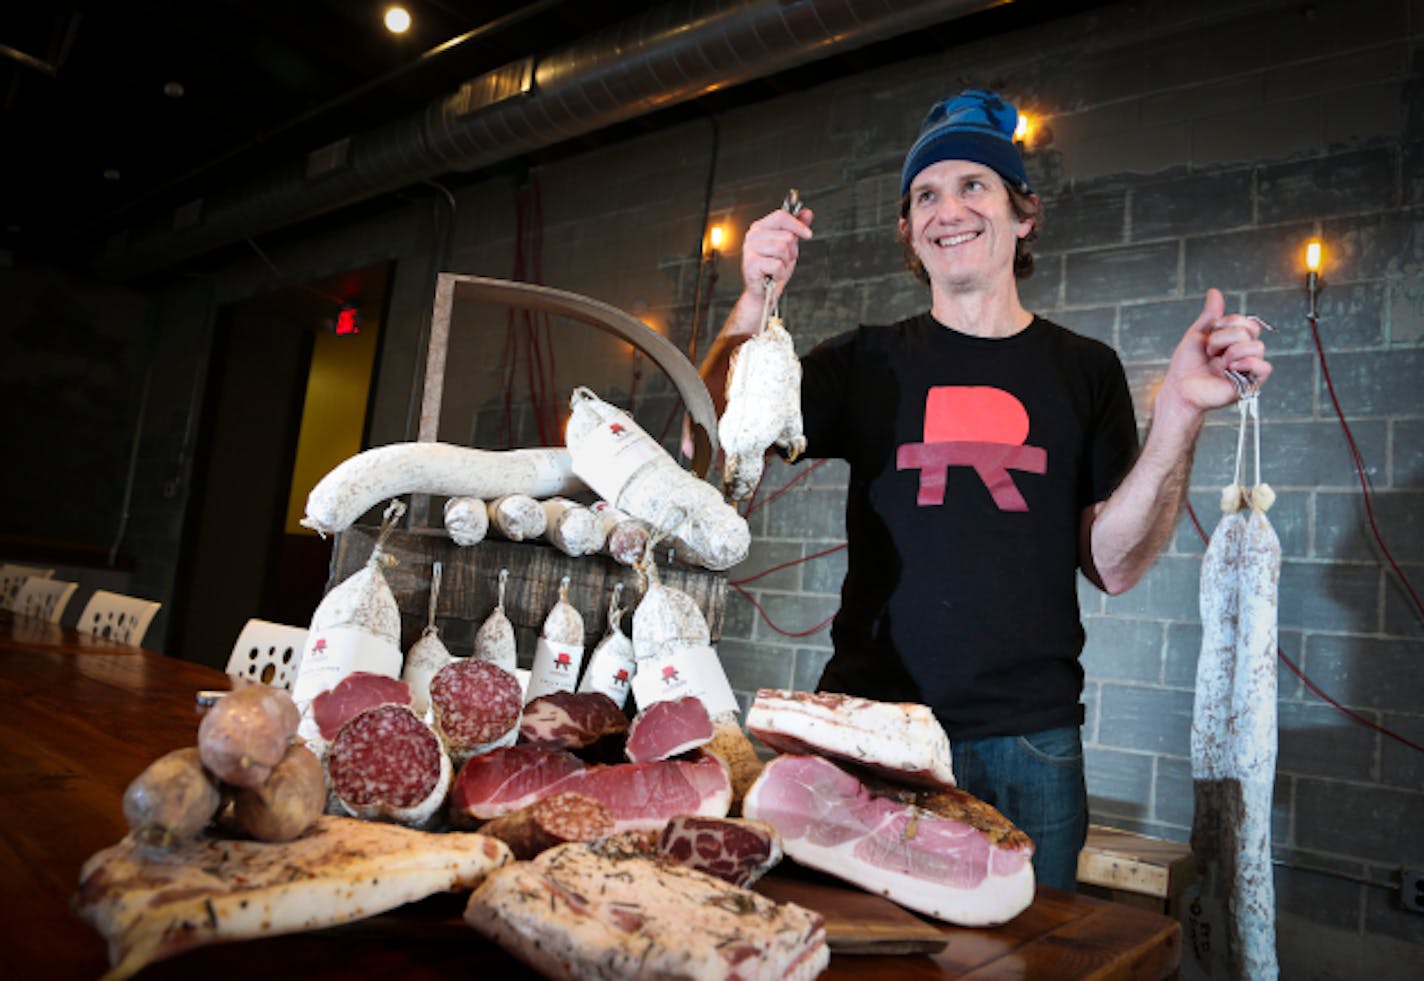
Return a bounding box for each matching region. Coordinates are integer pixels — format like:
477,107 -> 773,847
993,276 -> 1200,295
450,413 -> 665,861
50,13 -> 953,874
899,159 -> 1033,292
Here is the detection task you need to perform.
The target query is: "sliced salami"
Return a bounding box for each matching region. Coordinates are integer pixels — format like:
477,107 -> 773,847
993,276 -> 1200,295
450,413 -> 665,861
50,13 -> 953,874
625,695 -> 714,762
326,703 -> 451,827
479,791 -> 614,859
311,672 -> 414,741
429,660 -> 523,766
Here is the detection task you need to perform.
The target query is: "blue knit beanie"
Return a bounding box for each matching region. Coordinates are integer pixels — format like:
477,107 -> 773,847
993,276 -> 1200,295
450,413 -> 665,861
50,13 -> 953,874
900,89 -> 1031,197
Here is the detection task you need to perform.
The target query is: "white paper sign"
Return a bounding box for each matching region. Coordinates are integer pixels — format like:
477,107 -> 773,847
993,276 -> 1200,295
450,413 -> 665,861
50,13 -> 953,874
578,631 -> 636,708
291,625 -> 403,712
631,643 -> 738,717
568,409 -> 664,505
526,637 -> 585,703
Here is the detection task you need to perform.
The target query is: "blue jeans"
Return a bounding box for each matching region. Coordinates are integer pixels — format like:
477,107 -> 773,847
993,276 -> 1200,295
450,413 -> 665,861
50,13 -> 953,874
952,726 -> 1087,891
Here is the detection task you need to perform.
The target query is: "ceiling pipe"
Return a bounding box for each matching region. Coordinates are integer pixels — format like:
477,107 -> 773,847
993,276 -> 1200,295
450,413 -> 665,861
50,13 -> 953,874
98,0 -> 996,279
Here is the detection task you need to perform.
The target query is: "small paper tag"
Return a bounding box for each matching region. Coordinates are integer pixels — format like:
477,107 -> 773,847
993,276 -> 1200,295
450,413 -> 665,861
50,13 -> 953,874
291,626 -> 404,710
631,643 -> 738,717
578,632 -> 636,708
569,410 -> 664,504
526,637 -> 585,703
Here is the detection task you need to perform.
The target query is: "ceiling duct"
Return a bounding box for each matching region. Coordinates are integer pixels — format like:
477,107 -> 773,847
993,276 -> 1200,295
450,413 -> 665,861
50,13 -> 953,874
98,0 -> 995,279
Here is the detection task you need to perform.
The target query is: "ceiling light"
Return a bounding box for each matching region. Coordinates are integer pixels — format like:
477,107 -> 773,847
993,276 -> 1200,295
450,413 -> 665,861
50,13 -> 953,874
384,6 -> 412,34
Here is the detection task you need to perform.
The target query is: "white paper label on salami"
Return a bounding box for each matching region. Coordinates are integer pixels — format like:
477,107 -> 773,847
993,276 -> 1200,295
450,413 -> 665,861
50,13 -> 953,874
578,634 -> 636,708
291,626 -> 404,711
568,410 -> 663,505
525,637 -> 585,703
631,644 -> 738,717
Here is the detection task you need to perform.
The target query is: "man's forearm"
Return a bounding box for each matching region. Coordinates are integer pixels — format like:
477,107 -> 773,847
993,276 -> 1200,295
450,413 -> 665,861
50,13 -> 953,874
1086,395 -> 1204,595
698,290 -> 765,416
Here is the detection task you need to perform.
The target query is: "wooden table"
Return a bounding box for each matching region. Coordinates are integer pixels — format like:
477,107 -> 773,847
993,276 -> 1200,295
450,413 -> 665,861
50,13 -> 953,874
0,614 -> 1180,979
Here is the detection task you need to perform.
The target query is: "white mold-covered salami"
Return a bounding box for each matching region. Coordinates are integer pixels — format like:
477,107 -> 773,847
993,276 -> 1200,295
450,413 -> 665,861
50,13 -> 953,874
720,314 -> 805,502
578,585 -> 636,709
540,498 -> 604,557
487,494 -> 547,542
473,569 -> 517,673
302,443 -> 583,535
526,577 -> 585,703
632,576 -> 711,664
326,703 -> 452,828
443,496 -> 489,547
592,501 -> 651,566
403,562 -> 454,717
566,388 -> 748,570
430,660 -> 524,767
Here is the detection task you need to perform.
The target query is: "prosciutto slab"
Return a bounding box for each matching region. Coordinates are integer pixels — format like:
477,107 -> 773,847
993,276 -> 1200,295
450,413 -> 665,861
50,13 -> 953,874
449,746 -> 731,831
625,694 -> 714,762
465,842 -> 828,981
744,754 -> 1034,926
746,689 -> 956,790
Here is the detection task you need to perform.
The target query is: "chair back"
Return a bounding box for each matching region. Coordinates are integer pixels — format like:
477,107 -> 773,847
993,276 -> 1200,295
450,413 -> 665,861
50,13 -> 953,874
1,564 -> 55,611
14,577 -> 79,623
77,589 -> 162,646
226,619 -> 308,689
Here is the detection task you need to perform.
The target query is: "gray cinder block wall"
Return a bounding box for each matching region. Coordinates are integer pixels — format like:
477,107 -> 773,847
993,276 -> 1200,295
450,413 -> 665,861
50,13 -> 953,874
456,0 -> 1422,974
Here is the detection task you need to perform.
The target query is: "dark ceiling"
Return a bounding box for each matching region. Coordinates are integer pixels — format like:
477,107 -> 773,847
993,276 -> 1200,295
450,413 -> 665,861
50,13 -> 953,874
1,1 -> 1107,279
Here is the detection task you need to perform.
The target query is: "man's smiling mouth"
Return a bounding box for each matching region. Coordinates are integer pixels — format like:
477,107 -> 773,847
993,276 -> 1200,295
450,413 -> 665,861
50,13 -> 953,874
933,230 -> 980,248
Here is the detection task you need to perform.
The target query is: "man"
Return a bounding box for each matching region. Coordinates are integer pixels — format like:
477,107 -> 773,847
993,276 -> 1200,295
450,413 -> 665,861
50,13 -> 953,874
699,89 -> 1272,890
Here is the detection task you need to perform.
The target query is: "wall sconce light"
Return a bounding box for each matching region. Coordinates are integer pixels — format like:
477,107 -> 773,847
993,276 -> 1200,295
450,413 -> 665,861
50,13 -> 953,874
707,224 -> 726,259
1305,237 -> 1324,318
1014,112 -> 1033,148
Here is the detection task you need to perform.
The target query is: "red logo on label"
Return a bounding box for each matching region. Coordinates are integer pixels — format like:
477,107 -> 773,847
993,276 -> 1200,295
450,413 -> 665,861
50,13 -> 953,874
613,668 -> 630,687
313,637 -> 327,654
895,386 -> 1047,511
609,423 -> 626,436
554,652 -> 573,671
660,665 -> 680,684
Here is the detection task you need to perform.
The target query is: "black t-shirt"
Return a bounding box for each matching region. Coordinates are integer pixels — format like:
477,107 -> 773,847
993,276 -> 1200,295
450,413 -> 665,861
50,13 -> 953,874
798,313 -> 1139,739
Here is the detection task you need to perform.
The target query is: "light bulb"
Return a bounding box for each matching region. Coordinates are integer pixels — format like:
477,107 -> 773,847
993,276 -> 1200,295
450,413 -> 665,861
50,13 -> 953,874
709,225 -> 725,250
1305,239 -> 1323,273
384,6 -> 411,34
1014,113 -> 1032,144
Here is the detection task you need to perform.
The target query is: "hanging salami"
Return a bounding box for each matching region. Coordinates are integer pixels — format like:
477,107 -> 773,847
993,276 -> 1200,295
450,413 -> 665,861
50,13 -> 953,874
1190,389 -> 1280,981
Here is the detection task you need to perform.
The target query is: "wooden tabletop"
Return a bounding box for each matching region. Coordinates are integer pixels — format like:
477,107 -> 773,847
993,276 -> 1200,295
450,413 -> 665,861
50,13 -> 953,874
0,613 -> 1180,979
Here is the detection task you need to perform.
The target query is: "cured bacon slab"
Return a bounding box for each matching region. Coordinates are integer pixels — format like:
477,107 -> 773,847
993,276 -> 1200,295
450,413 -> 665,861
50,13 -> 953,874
747,689 -> 956,790
464,842 -> 828,981
625,694 -> 713,762
518,690 -> 628,751
75,816 -> 510,980
744,754 -> 1034,926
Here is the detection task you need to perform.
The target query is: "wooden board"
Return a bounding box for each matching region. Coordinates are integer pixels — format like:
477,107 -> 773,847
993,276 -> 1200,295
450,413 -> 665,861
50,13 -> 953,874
331,526 -> 727,655
756,866 -> 948,954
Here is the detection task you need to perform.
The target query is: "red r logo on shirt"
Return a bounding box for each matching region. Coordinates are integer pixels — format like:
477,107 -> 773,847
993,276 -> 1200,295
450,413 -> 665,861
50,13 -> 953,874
895,386 -> 1047,511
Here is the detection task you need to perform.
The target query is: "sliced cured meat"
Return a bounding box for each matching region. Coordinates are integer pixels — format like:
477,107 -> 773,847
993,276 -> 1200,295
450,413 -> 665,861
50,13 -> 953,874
465,842 -> 828,981
326,704 -> 451,827
449,744 -> 588,822
658,815 -> 783,887
479,792 -> 614,859
76,816 -> 510,980
519,690 -> 628,751
743,754 -> 1034,927
747,689 -> 957,790
625,695 -> 714,762
429,660 -> 523,765
311,671 -> 413,741
563,754 -> 732,832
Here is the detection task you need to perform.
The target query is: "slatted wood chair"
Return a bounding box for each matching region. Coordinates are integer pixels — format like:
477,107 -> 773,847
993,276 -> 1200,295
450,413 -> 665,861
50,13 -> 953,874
224,619 -> 308,689
13,577 -> 79,623
76,589 -> 161,646
1,563 -> 55,611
